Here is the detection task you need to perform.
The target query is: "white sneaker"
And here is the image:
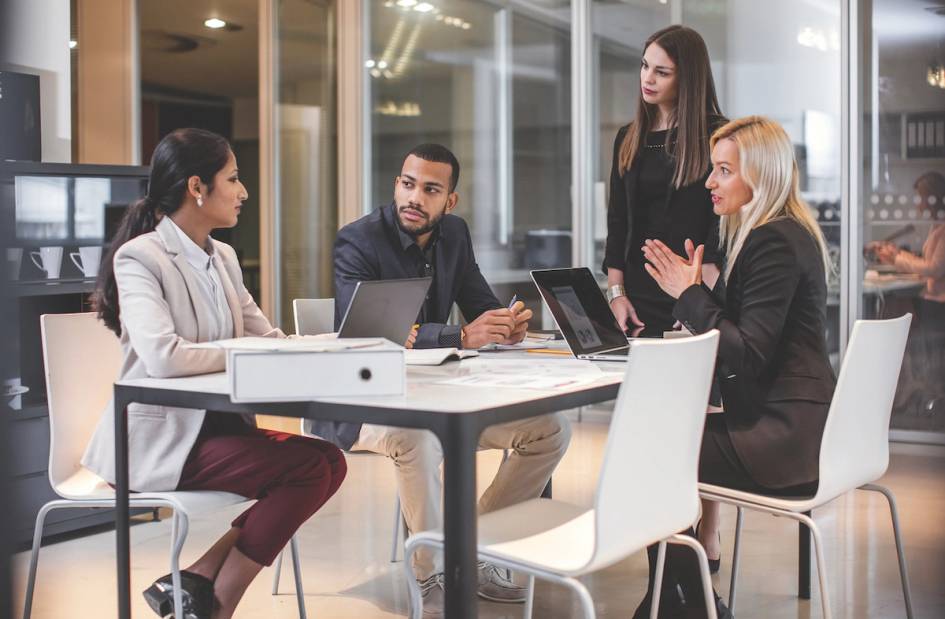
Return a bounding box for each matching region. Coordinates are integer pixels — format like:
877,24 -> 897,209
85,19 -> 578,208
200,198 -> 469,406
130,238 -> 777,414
477,561 -> 527,603
417,573 -> 445,618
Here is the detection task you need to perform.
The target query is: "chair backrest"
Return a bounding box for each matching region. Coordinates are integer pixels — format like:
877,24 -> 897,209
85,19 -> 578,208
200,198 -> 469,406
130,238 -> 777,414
813,314 -> 911,503
40,312 -> 123,490
590,330 -> 719,571
293,298 -> 335,335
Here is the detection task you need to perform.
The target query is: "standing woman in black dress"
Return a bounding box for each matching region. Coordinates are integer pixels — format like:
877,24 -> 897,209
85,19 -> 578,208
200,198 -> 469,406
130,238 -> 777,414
603,24 -> 727,566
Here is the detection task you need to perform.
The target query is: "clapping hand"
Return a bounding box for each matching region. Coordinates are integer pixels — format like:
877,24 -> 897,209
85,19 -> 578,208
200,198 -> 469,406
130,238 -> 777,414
643,238 -> 704,299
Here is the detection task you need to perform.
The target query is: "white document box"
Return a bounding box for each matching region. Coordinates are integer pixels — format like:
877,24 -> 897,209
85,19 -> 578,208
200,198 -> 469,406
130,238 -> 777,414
225,340 -> 406,403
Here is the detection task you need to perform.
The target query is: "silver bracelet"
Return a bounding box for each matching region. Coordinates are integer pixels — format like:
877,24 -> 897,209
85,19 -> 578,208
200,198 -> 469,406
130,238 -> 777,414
606,285 -> 626,303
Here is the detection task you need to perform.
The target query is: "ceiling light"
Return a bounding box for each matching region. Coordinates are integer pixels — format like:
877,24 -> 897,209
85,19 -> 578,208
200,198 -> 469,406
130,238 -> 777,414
462,22 -> 470,30
69,40 -> 77,49
414,2 -> 435,12
365,59 -> 376,68
396,0 -> 418,7
204,18 -> 226,29
377,60 -> 389,69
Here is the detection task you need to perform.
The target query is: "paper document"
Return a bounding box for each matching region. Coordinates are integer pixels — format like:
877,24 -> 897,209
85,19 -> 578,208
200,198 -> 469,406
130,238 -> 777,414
187,336 -> 385,353
435,358 -> 603,390
405,348 -> 479,366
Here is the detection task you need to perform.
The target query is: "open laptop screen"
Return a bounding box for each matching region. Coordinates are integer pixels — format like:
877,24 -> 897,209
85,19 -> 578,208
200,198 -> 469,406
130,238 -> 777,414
531,268 -> 631,355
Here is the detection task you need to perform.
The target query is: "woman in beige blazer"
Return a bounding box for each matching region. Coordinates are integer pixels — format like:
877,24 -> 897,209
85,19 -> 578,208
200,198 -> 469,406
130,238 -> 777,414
83,128 -> 346,619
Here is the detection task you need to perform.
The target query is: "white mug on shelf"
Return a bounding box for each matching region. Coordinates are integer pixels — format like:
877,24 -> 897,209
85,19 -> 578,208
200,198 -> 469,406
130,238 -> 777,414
29,246 -> 64,279
5,248 -> 23,281
70,246 -> 103,278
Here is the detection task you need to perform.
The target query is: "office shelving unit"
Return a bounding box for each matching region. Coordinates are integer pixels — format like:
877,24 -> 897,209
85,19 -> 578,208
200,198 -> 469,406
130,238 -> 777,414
2,162 -> 150,546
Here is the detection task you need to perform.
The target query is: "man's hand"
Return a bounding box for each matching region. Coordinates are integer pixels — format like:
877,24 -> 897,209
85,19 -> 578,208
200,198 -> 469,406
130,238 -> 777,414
462,307 -> 516,349
504,301 -> 533,345
404,325 -> 418,349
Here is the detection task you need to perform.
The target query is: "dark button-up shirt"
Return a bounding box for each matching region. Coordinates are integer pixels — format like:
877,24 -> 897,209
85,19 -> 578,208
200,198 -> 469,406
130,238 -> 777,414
334,202 -> 502,349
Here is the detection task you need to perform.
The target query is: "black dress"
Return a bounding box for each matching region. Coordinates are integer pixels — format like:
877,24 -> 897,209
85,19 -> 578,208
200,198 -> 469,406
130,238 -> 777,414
603,123 -> 723,332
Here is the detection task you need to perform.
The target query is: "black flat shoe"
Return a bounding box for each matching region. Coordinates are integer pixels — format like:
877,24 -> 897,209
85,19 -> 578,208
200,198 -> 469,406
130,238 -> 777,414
695,520 -> 722,575
142,570 -> 214,619
679,593 -> 734,619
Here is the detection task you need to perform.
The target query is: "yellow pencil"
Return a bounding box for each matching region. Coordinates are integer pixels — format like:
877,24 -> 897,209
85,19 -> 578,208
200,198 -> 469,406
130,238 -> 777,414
525,348 -> 572,356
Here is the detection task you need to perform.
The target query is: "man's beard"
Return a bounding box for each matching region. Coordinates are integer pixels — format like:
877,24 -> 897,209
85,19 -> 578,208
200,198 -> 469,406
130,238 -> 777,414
396,204 -> 443,238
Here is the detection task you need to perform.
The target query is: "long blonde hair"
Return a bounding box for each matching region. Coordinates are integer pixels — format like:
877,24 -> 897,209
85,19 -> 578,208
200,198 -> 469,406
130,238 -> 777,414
712,116 -> 830,281
618,25 -> 722,188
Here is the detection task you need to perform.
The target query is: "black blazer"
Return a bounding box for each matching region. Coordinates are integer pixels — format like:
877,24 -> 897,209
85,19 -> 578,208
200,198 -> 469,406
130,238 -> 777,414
673,218 -> 836,489
602,117 -> 727,274
321,203 -> 501,450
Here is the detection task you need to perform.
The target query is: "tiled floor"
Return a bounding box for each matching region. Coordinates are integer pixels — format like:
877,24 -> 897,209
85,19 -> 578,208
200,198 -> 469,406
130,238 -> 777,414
12,411 -> 945,618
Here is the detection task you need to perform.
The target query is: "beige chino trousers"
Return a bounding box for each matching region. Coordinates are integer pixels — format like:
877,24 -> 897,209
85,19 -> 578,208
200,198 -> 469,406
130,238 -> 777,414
351,413 -> 572,579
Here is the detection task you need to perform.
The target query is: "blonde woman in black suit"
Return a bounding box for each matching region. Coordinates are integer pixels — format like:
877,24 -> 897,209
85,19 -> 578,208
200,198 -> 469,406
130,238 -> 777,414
641,116 -> 835,618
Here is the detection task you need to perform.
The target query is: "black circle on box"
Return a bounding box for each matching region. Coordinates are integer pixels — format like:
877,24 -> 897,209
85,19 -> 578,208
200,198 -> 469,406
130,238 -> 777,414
360,368 -> 372,381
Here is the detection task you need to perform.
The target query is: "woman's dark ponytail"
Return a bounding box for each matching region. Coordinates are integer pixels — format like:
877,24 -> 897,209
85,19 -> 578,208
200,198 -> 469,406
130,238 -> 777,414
92,128 -> 232,335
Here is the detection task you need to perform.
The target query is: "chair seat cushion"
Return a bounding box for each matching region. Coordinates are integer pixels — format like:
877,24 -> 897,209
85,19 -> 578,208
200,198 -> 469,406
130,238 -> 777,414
54,467 -> 249,514
412,498 -> 596,576
699,482 -> 820,512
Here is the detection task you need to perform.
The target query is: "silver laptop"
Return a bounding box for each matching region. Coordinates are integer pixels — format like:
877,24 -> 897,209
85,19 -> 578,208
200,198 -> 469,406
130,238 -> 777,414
531,268 -> 659,361
338,277 -> 432,345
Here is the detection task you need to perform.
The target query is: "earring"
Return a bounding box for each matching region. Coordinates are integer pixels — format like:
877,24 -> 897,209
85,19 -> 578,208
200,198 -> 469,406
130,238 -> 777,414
196,195 -> 203,207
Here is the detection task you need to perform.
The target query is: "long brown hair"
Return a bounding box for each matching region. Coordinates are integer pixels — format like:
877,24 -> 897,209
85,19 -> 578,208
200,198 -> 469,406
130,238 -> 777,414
618,25 -> 722,188
93,128 -> 232,335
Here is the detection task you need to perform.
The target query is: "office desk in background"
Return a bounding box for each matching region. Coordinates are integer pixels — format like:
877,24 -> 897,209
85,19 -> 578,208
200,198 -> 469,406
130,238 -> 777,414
112,358 -> 624,619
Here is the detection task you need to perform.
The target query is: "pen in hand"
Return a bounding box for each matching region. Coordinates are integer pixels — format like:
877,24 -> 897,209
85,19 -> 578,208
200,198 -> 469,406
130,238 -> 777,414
507,294 -> 518,311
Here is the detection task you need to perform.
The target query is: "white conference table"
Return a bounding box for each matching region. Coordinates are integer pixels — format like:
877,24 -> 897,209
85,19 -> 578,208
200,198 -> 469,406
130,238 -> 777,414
111,352 -> 624,619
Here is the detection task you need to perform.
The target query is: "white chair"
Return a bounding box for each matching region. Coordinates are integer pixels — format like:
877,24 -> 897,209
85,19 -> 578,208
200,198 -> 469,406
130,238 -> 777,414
404,331 -> 722,619
24,313 -> 307,619
700,314 -> 914,619
293,298 -> 337,336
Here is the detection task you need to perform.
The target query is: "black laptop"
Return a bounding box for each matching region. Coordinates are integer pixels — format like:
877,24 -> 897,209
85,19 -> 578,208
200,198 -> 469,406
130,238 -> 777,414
531,268 -> 660,361
337,277 -> 432,346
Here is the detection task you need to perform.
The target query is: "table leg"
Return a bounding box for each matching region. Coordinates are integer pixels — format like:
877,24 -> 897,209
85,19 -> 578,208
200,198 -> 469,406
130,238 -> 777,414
798,512 -> 811,599
439,417 -> 479,619
114,388 -> 131,619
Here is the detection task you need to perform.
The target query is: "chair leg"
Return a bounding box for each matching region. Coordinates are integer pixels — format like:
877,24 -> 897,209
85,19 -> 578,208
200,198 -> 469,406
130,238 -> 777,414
169,511 -> 189,619
23,501 -> 71,619
560,576 -> 596,619
524,574 -> 536,619
390,495 -> 404,563
272,550 -> 284,595
860,483 -> 914,619
403,540 -> 423,619
649,540 -> 667,619
793,512 -> 831,619
289,535 -> 307,619
668,534 -> 718,619
728,505 -> 744,612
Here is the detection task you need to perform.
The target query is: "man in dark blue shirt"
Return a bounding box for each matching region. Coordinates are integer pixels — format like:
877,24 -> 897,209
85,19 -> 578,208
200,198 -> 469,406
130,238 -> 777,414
321,144 -> 571,616
334,147 -> 531,350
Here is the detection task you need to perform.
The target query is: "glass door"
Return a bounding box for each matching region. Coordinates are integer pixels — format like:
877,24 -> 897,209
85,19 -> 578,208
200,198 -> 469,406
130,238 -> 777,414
364,0 -> 572,313
859,0 -> 945,439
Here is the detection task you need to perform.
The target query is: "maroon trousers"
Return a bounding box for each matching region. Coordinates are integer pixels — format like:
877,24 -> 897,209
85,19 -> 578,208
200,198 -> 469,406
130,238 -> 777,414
176,412 -> 346,566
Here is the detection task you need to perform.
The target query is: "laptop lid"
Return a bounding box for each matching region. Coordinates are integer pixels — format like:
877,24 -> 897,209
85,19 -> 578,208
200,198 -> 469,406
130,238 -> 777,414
530,267 -> 632,357
338,277 -> 432,345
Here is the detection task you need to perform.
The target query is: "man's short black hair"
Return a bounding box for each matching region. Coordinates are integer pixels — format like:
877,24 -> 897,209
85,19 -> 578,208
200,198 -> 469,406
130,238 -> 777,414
403,143 -> 460,192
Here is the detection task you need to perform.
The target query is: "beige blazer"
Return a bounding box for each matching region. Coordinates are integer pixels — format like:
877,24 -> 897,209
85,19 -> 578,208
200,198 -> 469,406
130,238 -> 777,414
81,217 -> 283,491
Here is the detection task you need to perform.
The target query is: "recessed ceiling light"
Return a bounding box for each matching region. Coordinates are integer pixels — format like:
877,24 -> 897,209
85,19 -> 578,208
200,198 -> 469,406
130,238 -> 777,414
414,2 -> 435,12
396,0 -> 417,7
204,18 -> 227,29
69,40 -> 77,49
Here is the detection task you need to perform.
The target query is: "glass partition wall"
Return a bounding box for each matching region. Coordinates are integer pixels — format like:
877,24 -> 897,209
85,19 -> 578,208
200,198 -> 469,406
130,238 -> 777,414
859,0 -> 945,439
255,0 -> 944,443
365,0 -> 572,311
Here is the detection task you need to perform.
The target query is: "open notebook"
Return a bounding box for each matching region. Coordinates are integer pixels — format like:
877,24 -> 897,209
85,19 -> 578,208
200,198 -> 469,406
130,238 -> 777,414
404,348 -> 480,366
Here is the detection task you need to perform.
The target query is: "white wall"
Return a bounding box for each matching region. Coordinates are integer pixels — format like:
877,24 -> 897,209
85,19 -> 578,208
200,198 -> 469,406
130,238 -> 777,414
4,0 -> 71,162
